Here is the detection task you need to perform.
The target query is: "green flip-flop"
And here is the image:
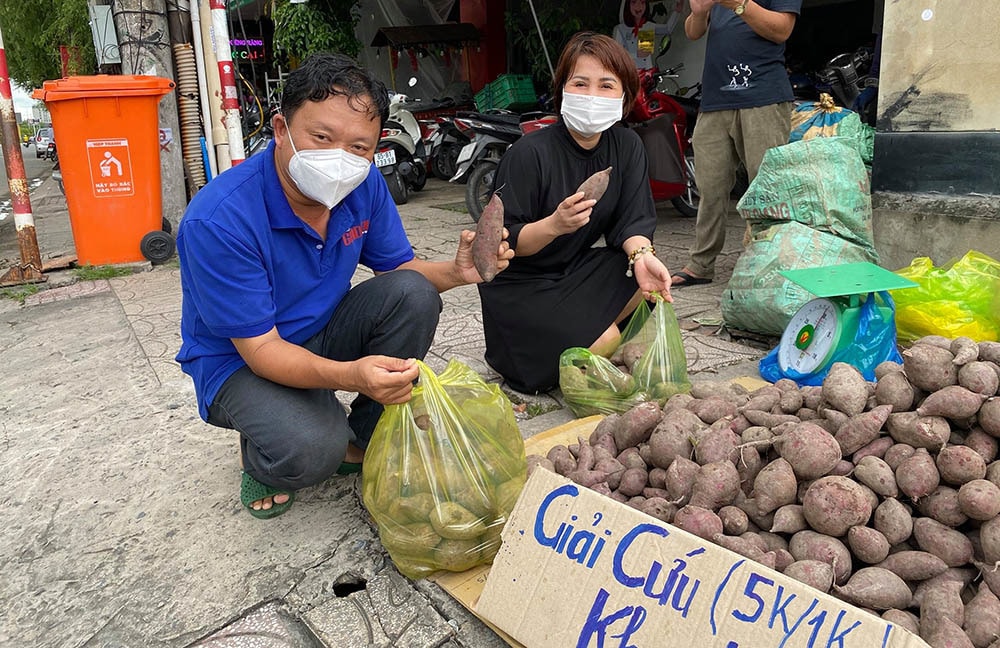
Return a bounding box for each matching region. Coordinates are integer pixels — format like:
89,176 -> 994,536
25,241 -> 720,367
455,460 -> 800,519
240,471 -> 295,519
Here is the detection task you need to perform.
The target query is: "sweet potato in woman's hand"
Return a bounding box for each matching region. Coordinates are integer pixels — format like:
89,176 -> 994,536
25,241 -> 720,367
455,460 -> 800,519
472,193 -> 504,282
575,166 -> 613,202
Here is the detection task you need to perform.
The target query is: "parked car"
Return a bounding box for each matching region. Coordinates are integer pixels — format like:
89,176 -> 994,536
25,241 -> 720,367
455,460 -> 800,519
34,128 -> 54,159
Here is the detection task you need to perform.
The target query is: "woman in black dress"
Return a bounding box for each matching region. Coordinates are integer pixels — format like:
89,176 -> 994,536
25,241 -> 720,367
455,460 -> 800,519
478,31 -> 674,394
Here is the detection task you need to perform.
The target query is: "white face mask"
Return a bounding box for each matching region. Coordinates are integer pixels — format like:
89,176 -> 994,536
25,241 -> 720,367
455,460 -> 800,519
286,131 -> 371,210
561,92 -> 624,137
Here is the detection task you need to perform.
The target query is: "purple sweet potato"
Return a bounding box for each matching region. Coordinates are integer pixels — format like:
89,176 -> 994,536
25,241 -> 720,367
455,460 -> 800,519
951,335 -> 980,366
915,335 -> 955,350
881,609 -> 920,637
672,505 -> 723,540
875,550 -> 949,581
965,429 -> 999,463
822,362 -> 870,416
802,476 -> 873,537
964,582 -> 1000,648
783,559 -> 835,593
779,388 -> 804,414
834,567 -> 912,610
854,455 -> 899,498
887,412 -> 951,450
937,444 -> 988,485
847,525 -> 891,564
884,442 -> 917,470
875,360 -> 906,380
980,341 -> 1000,364
959,361 -> 1000,397
693,428 -> 739,465
638,497 -> 676,523
981,515 -> 1000,565
617,467 -> 650,497
774,421 -> 843,480
873,497 -> 914,546
526,454 -> 556,476
752,457 -> 798,515
788,529 -> 853,585
648,467 -> 668,490
617,446 -> 647,471
547,445 -> 576,475
852,435 -> 896,464
896,447 -> 941,500
922,617 -> 974,647
835,404 -> 893,456
917,486 -> 969,528
919,579 -> 967,641
770,504 -> 808,534
646,420 -> 693,470
980,398 -> 1000,438
687,397 -> 739,425
958,479 -> 1000,521
875,370 -> 917,412
917,385 -> 988,419
719,505 -> 749,535
913,516 -> 975,567
665,456 -> 701,503
903,343 -> 960,392
576,166 -> 612,202
689,460 -> 740,511
614,401 -> 662,450
472,193 -> 504,282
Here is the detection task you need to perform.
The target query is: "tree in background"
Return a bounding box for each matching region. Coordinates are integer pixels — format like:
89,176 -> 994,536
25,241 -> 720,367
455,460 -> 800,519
272,0 -> 361,65
0,1 -> 96,90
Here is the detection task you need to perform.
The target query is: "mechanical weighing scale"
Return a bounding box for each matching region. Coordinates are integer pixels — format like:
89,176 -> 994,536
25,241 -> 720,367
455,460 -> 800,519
775,262 -> 918,379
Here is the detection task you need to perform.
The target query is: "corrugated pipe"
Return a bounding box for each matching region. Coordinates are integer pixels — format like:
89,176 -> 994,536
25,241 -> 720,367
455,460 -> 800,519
173,43 -> 208,190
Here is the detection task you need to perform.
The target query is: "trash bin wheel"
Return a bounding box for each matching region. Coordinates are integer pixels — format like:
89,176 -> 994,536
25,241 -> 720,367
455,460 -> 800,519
140,230 -> 176,264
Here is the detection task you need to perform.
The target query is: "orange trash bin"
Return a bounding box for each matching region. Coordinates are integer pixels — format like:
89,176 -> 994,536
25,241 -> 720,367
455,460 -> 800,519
33,75 -> 176,265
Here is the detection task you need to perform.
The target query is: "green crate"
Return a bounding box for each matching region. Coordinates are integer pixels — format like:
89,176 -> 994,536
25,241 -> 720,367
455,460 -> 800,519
489,74 -> 537,111
474,86 -> 494,111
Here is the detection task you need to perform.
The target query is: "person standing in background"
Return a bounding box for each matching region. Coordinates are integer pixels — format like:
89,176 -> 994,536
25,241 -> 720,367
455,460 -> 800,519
670,0 -> 800,287
613,0 -> 685,70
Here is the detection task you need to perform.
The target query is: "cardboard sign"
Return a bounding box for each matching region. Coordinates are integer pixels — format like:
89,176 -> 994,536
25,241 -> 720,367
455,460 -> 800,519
477,468 -> 930,648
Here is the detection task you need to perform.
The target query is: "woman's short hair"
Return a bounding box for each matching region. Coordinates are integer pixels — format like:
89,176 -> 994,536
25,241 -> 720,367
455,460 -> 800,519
552,31 -> 639,116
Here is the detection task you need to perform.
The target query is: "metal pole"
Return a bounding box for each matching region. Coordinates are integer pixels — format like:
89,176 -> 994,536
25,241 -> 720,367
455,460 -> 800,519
0,22 -> 45,287
209,0 -> 245,166
526,0 -> 555,82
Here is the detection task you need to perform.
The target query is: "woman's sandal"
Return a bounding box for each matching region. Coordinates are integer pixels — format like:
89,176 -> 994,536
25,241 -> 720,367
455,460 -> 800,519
671,270 -> 712,287
240,471 -> 295,519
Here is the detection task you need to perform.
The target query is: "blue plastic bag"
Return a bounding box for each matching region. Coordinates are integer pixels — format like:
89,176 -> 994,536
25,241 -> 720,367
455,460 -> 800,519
759,291 -> 902,386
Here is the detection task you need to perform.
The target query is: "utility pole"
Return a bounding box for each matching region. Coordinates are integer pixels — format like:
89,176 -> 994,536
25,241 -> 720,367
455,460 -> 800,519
112,0 -> 187,230
0,21 -> 44,287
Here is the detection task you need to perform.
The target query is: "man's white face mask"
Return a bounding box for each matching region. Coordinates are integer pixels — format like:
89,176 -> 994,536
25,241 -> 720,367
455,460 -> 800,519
286,129 -> 371,210
560,92 -> 625,137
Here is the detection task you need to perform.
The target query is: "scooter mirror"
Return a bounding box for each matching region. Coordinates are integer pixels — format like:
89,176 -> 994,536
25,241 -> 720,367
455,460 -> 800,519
407,77 -> 418,87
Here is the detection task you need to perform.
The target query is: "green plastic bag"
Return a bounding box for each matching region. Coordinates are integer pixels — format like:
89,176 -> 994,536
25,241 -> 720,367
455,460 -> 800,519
890,250 -> 1000,343
558,347 -> 647,417
361,359 -> 526,580
629,294 -> 691,403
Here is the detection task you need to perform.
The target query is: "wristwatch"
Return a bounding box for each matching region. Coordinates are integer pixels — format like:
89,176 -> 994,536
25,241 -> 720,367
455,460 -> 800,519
734,0 -> 749,15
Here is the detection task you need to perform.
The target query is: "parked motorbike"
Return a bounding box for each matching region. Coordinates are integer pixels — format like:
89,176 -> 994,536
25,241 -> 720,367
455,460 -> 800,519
625,64 -> 701,217
375,93 -> 427,205
450,110 -> 557,221
45,140 -> 58,162
427,115 -> 471,181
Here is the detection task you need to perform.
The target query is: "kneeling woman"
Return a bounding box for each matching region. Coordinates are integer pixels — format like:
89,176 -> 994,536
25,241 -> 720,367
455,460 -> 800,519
478,31 -> 673,394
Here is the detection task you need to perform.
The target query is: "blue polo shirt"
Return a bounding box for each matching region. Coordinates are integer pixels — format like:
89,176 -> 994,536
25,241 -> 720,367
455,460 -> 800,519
175,141 -> 415,420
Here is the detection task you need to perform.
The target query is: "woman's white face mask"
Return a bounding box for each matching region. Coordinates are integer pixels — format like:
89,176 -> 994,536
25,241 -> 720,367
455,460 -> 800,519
286,130 -> 371,210
560,92 -> 625,137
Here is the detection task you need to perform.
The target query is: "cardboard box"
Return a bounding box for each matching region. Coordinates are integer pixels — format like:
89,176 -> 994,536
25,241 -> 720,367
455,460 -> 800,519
430,411 -> 931,648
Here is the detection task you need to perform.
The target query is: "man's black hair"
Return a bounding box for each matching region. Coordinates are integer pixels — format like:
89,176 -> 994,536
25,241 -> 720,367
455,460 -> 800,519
280,52 -> 389,126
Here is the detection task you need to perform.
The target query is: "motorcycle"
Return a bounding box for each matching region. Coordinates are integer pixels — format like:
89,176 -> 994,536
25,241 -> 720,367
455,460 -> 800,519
426,114 -> 471,181
451,110 -> 558,221
45,140 -> 58,162
625,64 -> 701,217
375,93 -> 427,205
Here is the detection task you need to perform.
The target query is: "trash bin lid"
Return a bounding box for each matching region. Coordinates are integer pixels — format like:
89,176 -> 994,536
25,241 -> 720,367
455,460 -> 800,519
32,75 -> 175,102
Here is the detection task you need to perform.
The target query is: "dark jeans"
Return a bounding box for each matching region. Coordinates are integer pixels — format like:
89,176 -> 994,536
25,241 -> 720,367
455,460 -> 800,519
207,270 -> 441,490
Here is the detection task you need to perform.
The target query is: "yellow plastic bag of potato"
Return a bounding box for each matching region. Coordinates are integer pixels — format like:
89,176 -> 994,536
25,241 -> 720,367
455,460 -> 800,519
629,293 -> 692,403
362,359 -> 526,580
891,250 -> 1000,342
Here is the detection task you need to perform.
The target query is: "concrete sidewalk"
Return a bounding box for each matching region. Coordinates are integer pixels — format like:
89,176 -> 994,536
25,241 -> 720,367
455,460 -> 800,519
0,175 -> 767,647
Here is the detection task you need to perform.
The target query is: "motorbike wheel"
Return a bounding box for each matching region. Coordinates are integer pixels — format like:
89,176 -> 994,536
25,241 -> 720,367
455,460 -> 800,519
465,160 -> 497,223
386,169 -> 409,205
411,162 -> 427,192
670,153 -> 700,218
431,144 -> 457,180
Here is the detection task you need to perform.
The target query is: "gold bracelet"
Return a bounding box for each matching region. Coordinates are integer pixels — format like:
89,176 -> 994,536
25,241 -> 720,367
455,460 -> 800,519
625,245 -> 656,277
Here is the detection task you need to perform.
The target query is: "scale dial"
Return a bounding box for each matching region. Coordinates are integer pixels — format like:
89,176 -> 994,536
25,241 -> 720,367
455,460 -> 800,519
778,298 -> 844,375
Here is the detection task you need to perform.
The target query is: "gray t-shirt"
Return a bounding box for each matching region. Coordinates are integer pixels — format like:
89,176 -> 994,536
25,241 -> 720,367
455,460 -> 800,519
700,0 -> 802,111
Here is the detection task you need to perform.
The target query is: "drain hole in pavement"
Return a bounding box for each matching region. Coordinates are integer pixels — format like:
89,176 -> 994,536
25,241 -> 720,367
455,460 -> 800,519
333,579 -> 367,597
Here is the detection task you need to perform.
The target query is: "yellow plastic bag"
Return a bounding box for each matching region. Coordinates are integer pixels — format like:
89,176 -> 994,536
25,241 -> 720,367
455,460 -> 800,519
891,251 -> 1000,342
627,294 -> 691,403
558,347 -> 647,417
361,359 -> 526,579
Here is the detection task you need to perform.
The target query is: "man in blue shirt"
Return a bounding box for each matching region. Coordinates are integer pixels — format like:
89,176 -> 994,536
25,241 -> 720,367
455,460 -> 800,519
176,53 -> 512,518
670,0 -> 800,287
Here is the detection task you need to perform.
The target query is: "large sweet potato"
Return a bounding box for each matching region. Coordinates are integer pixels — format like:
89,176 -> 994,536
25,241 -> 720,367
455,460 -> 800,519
802,476 -> 873,537
774,421 -> 842,480
903,343 -> 959,392
576,166 -> 613,202
913,516 -> 975,567
821,362 -> 870,416
833,567 -> 911,610
472,193 -> 504,282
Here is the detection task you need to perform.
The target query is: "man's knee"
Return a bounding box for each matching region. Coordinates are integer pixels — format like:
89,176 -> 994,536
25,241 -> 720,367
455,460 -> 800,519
258,433 -> 345,490
386,270 -> 442,321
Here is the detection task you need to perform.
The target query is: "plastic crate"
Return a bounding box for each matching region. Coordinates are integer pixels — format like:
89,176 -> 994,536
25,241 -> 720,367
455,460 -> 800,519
474,86 -> 494,111
490,74 -> 537,111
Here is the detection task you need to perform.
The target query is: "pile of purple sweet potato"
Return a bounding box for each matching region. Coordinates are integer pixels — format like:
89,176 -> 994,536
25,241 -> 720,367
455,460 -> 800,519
528,336 -> 1000,647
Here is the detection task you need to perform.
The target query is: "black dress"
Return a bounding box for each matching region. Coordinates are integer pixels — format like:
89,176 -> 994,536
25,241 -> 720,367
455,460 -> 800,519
478,120 -> 657,393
